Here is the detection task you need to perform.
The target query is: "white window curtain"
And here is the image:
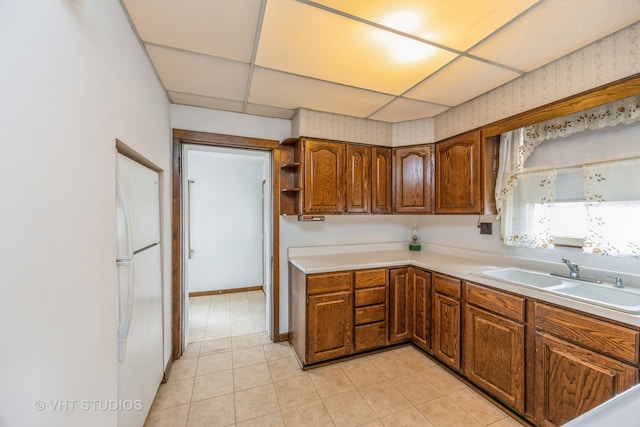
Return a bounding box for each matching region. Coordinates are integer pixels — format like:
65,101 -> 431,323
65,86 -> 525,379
495,95 -> 640,252
500,168 -> 557,249
583,157 -> 640,257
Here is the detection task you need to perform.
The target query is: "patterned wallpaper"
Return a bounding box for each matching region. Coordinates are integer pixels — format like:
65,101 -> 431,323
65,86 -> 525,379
293,108 -> 393,146
434,22 -> 640,141
292,23 -> 640,146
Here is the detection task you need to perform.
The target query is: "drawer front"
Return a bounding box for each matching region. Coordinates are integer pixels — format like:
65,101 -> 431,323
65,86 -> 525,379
354,322 -> 386,351
466,282 -> 525,322
433,273 -> 461,298
355,269 -> 387,289
307,271 -> 352,295
355,286 -> 386,306
535,302 -> 639,365
355,304 -> 386,325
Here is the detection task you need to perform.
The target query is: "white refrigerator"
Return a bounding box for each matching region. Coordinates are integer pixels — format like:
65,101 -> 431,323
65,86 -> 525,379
116,153 -> 164,427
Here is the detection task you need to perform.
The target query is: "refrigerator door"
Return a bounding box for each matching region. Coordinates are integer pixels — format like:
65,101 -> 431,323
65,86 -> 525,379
117,244 -> 163,427
116,153 -> 161,252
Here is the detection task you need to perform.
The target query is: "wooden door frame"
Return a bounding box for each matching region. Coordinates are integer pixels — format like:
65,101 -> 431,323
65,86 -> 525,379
171,129 -> 281,359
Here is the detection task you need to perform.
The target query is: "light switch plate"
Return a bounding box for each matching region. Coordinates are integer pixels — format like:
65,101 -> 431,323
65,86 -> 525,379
479,222 -> 493,235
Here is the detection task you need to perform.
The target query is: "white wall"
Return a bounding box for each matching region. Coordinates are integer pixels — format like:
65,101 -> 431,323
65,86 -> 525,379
186,147 -> 268,292
0,1 -> 171,426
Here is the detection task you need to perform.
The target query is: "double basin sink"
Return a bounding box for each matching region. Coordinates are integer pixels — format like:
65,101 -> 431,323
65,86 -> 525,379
478,268 -> 640,314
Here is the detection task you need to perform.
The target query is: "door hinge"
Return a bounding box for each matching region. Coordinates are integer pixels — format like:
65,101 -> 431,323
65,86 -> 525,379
306,297 -> 309,305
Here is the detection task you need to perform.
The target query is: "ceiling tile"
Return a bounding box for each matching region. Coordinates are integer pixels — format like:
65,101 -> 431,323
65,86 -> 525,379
146,45 -> 250,101
122,0 -> 262,62
168,91 -> 244,113
312,0 -> 540,51
405,57 -> 521,106
245,104 -> 297,120
368,97 -> 449,122
470,0 -> 640,72
256,0 -> 458,95
249,68 -> 395,118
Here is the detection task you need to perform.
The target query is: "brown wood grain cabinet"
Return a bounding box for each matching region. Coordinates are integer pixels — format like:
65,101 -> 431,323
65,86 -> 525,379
371,146 -> 392,213
432,273 -> 462,370
434,130 -> 498,214
533,303 -> 639,426
353,268 -> 388,352
463,282 -> 526,413
304,138 -> 346,214
389,267 -> 413,343
279,138 -> 303,215
346,144 -> 370,213
393,145 -> 434,213
412,268 -> 431,351
289,267 -> 353,365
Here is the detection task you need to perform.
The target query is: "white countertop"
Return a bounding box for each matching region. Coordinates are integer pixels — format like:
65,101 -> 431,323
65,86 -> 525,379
288,242 -> 640,327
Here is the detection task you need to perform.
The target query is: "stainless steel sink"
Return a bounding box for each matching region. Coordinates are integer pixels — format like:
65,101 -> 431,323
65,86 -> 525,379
478,268 -> 640,313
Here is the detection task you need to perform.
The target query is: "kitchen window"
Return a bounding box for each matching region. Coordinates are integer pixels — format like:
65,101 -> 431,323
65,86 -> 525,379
495,95 -> 640,257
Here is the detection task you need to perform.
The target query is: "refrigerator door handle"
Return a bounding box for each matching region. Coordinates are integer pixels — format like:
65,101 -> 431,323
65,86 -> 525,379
116,158 -> 134,262
116,157 -> 135,361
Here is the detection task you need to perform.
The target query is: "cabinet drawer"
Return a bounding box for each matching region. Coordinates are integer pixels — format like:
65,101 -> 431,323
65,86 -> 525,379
466,282 -> 525,322
355,269 -> 387,289
354,322 -> 386,351
355,286 -> 386,306
535,303 -> 639,365
355,304 -> 385,325
307,271 -> 352,295
433,273 -> 461,298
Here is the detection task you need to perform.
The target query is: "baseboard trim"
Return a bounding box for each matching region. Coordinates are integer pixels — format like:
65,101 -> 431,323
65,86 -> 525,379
189,285 -> 263,297
162,355 -> 174,384
277,332 -> 290,343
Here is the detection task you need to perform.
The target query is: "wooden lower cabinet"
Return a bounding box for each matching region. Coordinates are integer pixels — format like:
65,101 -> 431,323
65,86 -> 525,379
290,267 -> 353,365
534,303 -> 639,426
465,305 -> 525,411
432,274 -> 461,371
412,268 -> 431,351
389,268 -> 413,343
464,282 -> 526,412
353,268 -> 388,352
307,291 -> 353,364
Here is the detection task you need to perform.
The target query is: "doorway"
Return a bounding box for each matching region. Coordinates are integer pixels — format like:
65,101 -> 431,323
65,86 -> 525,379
183,145 -> 270,343
171,130 -> 280,359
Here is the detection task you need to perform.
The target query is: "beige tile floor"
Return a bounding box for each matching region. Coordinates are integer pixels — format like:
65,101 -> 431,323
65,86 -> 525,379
144,292 -> 524,427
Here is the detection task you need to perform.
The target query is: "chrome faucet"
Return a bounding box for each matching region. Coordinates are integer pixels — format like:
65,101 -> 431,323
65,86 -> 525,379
550,258 -> 602,284
562,258 -> 579,278
608,276 -> 625,288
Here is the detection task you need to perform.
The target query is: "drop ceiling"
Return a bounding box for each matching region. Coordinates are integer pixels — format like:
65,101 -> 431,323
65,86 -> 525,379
122,0 -> 640,123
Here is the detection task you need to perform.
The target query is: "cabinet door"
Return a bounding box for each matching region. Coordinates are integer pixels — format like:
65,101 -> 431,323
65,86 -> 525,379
464,305 -> 525,412
432,291 -> 461,370
389,268 -> 413,343
412,268 -> 431,351
435,131 -> 482,214
346,144 -> 371,213
304,139 -> 345,213
307,291 -> 352,364
534,332 -> 637,427
371,146 -> 392,213
393,145 -> 434,213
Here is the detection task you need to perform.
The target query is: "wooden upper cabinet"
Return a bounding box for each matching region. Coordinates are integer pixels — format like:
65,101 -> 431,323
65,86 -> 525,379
435,131 -> 482,214
346,144 -> 371,213
435,130 -> 498,214
371,146 -> 392,214
303,138 -> 345,214
393,145 -> 434,213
